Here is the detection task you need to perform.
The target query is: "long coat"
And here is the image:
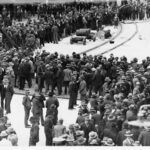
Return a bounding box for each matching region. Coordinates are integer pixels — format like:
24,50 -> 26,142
68,81 -> 78,108
0,84 -> 14,113
80,122 -> 95,145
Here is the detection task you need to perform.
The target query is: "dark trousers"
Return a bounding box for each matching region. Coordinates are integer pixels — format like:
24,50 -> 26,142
64,81 -> 70,95
38,77 -> 44,93
29,139 -> 37,146
57,81 -> 63,95
19,76 -> 25,90
1,98 -> 4,109
5,98 -> 11,114
45,130 -> 53,146
24,107 -> 30,126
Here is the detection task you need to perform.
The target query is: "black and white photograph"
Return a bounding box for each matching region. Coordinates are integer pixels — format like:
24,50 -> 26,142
0,0 -> 150,147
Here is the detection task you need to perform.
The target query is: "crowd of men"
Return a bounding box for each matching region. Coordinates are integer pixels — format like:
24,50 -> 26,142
0,0 -> 150,147
0,2 -> 117,50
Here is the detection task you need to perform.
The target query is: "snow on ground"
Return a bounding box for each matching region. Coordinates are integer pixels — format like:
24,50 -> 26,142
7,95 -> 80,146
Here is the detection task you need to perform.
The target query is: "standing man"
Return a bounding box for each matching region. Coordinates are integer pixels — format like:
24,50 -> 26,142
37,61 -> 45,93
63,64 -> 72,95
31,87 -> 45,126
46,92 -> 59,125
29,116 -> 39,146
68,76 -> 78,109
44,115 -> 54,146
0,78 -> 14,114
22,89 -> 32,128
79,75 -> 87,102
51,23 -> 59,44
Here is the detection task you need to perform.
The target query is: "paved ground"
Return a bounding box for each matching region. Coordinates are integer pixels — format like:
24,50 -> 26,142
104,21 -> 150,63
7,95 -> 81,146
40,26 -> 120,56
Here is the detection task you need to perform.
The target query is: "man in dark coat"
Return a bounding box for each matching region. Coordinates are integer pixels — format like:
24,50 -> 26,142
80,116 -> 95,145
56,64 -> 64,95
31,88 -> 45,126
37,61 -> 45,93
44,115 -> 54,146
0,78 -> 14,114
22,89 -> 32,128
51,23 -> 59,44
68,75 -> 78,109
29,116 -> 39,146
46,92 -> 59,125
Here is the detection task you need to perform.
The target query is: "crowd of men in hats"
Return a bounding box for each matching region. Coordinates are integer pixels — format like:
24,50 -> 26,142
0,114 -> 18,146
2,48 -> 150,146
0,2 -> 120,50
1,1 -> 150,147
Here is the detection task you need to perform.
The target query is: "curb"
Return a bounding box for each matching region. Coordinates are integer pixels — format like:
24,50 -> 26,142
78,23 -> 123,55
100,22 -> 138,55
123,19 -> 150,24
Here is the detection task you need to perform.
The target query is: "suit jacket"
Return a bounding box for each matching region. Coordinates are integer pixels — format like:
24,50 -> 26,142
0,84 -> 14,100
80,122 -> 95,143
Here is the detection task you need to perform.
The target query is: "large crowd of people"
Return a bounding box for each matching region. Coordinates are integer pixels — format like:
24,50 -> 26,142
0,0 -> 150,147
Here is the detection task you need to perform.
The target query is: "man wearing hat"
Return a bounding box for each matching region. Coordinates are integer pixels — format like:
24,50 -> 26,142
31,87 -> 45,126
22,89 -> 32,128
90,108 -> 101,125
123,130 -> 134,146
63,64 -> 72,95
29,116 -> 39,146
0,77 -> 14,114
44,115 -> 54,146
79,75 -> 87,101
68,75 -> 78,109
80,116 -> 95,145
46,92 -> 59,125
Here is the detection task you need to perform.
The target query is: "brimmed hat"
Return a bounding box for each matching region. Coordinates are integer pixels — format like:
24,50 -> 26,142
74,123 -> 80,130
91,68 -> 96,71
147,66 -> 150,69
104,109 -> 111,115
29,116 -> 39,123
81,101 -> 87,106
0,131 -> 8,137
125,130 -> 133,137
105,77 -> 111,82
103,138 -> 115,146
8,134 -> 18,146
133,141 -> 140,146
69,124 -> 74,130
89,139 -> 98,145
104,104 -> 111,109
91,93 -> 97,98
66,136 -> 74,142
5,120 -> 11,127
53,137 -> 66,144
76,131 -> 84,137
107,115 -> 116,121
82,113 -> 89,118
89,131 -> 98,139
6,127 -> 15,135
85,116 -> 90,121
90,108 -> 96,113
76,137 -> 86,145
